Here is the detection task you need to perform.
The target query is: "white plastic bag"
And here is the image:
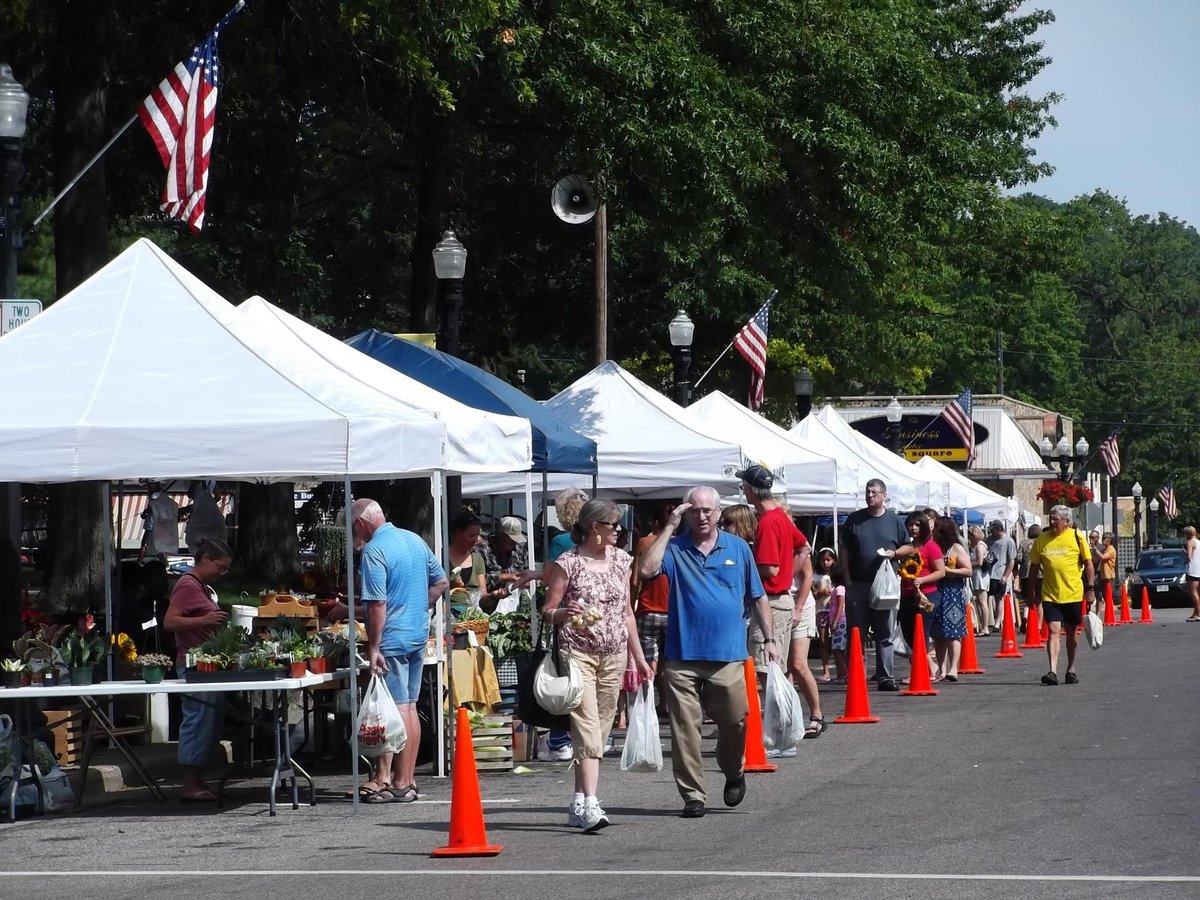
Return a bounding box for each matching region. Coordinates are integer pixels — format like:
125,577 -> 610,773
619,683 -> 663,772
761,662 -> 805,751
870,559 -> 901,610
355,674 -> 407,758
1083,609 -> 1104,650
890,617 -> 912,659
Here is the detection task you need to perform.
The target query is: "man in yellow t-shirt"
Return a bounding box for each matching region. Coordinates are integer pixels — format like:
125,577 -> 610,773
1026,505 -> 1097,686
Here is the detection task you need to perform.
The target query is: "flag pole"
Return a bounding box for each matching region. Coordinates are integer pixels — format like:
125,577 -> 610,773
30,113 -> 139,230
692,342 -> 734,391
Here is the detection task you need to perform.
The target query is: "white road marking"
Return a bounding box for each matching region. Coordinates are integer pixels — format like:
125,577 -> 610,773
3,870 -> 1199,883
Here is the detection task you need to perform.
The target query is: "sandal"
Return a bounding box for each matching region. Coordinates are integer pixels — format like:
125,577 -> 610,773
1187,616 -> 1200,622
393,783 -> 419,803
817,674 -> 833,683
802,717 -> 827,739
348,780 -> 389,800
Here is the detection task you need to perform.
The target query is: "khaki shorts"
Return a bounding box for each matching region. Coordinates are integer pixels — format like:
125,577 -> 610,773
748,595 -> 794,671
790,597 -> 818,640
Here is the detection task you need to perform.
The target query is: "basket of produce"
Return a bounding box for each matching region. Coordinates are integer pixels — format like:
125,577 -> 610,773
452,608 -> 490,644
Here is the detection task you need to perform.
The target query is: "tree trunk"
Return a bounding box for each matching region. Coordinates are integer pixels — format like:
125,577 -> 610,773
409,112 -> 450,334
233,483 -> 300,585
45,0 -> 114,619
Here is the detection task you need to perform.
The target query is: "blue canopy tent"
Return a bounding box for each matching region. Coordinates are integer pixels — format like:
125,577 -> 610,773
346,329 -> 597,476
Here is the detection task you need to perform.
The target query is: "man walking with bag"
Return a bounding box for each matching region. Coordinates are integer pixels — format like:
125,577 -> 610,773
839,480 -> 914,691
639,485 -> 778,819
353,498 -> 448,803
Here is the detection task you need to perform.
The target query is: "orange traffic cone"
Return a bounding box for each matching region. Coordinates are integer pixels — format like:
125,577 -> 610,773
834,627 -> 880,724
960,605 -> 985,674
1103,582 -> 1118,627
742,657 -> 777,773
1139,586 -> 1156,623
1078,596 -> 1089,636
1119,583 -> 1134,624
431,707 -> 503,857
1020,601 -> 1044,649
1040,617 -> 1050,643
900,614 -> 938,696
994,592 -> 1023,658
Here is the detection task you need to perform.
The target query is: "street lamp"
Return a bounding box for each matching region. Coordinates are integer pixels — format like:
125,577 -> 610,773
1149,496 -> 1160,547
886,397 -> 903,456
667,310 -> 694,407
0,64 -> 29,301
432,230 -> 467,356
0,65 -> 28,649
1132,481 -> 1143,554
1040,434 -> 1089,481
792,367 -> 813,421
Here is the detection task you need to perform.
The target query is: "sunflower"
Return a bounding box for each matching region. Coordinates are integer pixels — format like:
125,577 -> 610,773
111,632 -> 138,663
898,556 -> 922,580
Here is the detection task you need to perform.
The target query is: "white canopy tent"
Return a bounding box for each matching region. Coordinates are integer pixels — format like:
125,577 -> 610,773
0,238 -> 487,810
790,406 -> 950,511
682,391 -> 854,511
0,239 -> 451,481
463,361 -> 744,499
914,456 -> 1018,523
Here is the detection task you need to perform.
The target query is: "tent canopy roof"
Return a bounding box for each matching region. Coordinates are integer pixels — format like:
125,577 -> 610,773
346,329 -> 596,475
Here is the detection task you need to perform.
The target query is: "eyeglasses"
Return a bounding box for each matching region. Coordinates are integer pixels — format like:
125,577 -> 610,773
598,520 -> 623,530
865,489 -> 884,497
689,507 -> 716,516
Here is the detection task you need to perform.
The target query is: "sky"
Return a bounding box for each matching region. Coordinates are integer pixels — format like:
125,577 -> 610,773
1010,0 -> 1200,227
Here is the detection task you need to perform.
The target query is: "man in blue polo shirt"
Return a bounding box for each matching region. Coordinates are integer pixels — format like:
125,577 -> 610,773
639,485 -> 777,819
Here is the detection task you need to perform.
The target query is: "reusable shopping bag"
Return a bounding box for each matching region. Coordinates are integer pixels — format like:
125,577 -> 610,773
870,558 -> 902,610
619,682 -> 663,773
761,662 -> 804,751
1083,608 -> 1104,650
532,627 -> 583,716
356,674 -> 407,758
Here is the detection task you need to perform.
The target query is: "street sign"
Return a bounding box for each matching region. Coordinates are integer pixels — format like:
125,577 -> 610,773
1,299 -> 42,335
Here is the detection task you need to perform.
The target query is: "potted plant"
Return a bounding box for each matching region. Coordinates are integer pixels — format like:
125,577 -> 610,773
195,652 -> 221,673
306,639 -> 330,675
1,658 -> 23,688
196,624 -> 252,671
61,625 -> 108,685
287,640 -> 309,677
313,630 -> 350,669
136,653 -> 175,684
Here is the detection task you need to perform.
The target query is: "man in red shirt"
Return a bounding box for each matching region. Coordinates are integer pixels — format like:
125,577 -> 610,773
739,465 -> 826,746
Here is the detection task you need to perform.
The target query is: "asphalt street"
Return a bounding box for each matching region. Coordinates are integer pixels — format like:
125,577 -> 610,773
2,609 -> 1198,900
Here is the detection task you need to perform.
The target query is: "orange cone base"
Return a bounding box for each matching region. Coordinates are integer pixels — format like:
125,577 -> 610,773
432,844 -> 504,858
834,713 -> 881,724
746,762 -> 779,773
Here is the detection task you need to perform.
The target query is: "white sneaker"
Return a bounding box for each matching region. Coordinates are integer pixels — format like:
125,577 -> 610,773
536,735 -> 573,761
579,798 -> 610,833
567,799 -> 586,828
603,734 -> 619,756
765,746 -> 798,759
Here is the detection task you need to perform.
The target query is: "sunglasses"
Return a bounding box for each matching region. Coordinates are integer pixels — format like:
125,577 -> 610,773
598,520 -> 624,530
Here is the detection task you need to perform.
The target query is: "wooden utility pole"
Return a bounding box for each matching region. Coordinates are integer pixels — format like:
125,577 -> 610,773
593,203 -> 607,365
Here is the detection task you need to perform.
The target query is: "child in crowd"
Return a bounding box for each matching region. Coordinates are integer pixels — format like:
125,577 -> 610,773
818,548 -> 849,682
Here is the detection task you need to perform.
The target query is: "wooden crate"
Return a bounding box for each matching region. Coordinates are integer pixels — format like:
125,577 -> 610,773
471,713 -> 513,773
41,707 -> 86,768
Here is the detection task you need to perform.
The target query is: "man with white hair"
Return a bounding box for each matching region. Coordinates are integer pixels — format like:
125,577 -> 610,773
639,485 -> 778,819
352,498 -> 448,803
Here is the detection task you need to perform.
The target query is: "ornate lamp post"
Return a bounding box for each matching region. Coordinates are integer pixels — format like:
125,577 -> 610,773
667,310 -> 694,407
1132,481 -> 1143,554
432,230 -> 467,356
1148,496 -> 1159,547
1041,435 -> 1089,481
792,367 -> 813,421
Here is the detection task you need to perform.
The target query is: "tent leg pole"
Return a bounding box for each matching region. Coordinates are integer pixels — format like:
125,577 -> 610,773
433,472 -> 448,778
345,475 -> 360,816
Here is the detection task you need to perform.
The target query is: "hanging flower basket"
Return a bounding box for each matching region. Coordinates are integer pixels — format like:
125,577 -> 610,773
1037,480 -> 1094,508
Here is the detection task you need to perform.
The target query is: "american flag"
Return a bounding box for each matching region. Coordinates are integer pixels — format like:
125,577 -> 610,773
941,389 -> 975,465
732,291 -> 775,410
137,1 -> 246,233
1158,480 -> 1178,520
1098,428 -> 1121,477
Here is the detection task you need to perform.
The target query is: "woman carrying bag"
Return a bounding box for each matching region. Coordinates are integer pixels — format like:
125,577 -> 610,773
542,499 -> 652,833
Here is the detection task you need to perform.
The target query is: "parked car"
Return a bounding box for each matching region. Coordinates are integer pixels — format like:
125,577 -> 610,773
1129,548 -> 1190,608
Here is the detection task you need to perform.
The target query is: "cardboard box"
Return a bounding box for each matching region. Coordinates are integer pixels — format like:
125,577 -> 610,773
512,718 -> 535,763
41,707 -> 85,768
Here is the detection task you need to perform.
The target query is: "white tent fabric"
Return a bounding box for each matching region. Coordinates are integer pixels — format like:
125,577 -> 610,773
236,296 -> 532,474
682,391 -> 853,511
914,456 -> 1018,523
463,361 -> 744,498
790,406 -> 950,511
0,239 -> 451,482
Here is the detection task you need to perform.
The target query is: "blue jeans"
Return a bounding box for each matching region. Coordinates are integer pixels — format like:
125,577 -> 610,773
177,664 -> 222,767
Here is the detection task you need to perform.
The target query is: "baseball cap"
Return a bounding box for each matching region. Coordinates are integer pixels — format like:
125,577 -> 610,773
735,463 -> 774,491
989,519 -> 1005,531
497,516 -> 526,544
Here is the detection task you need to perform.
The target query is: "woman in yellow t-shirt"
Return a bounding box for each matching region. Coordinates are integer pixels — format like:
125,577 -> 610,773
1025,505 -> 1097,686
